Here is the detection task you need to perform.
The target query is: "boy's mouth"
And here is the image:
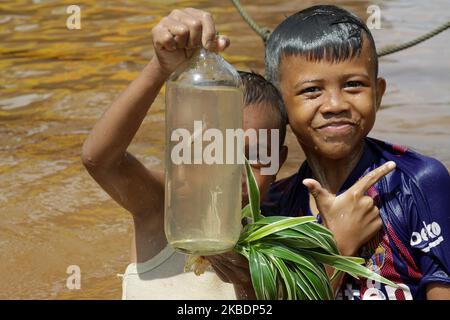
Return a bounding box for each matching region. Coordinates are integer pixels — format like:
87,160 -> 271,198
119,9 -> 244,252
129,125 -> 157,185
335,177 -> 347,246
316,120 -> 355,135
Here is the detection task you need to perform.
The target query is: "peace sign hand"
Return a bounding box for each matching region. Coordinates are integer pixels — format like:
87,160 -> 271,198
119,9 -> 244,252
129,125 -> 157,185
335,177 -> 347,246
303,161 -> 396,256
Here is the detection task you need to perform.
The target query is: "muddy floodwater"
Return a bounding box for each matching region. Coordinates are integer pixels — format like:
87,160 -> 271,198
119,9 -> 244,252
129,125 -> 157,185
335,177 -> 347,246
0,0 -> 449,299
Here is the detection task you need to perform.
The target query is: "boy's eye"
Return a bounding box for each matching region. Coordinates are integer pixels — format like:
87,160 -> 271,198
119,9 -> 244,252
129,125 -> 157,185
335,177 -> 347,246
299,86 -> 321,95
345,81 -> 364,88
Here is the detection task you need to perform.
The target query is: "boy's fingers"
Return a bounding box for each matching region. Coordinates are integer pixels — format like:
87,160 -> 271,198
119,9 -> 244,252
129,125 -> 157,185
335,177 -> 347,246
215,35 -> 230,51
185,8 -> 217,49
161,18 -> 189,49
218,252 -> 248,269
210,258 -> 247,284
369,207 -> 380,221
171,9 -> 203,49
303,178 -> 332,207
152,24 -> 177,51
159,9 -> 225,51
350,161 -> 396,195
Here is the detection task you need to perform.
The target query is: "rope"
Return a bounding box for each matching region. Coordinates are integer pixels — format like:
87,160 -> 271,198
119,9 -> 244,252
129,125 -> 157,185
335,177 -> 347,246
229,0 -> 271,43
377,21 -> 450,57
230,0 -> 450,57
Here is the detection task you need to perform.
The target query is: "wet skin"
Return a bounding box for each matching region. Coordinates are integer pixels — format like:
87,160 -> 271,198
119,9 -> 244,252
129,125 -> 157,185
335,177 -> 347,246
278,37 -> 386,193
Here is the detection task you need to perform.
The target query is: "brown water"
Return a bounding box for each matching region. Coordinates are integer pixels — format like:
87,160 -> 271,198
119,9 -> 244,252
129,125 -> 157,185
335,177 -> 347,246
0,0 -> 449,299
165,84 -> 243,255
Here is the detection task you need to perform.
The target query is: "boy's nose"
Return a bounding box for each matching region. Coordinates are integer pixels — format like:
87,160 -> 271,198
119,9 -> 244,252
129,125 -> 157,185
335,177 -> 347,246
321,91 -> 351,114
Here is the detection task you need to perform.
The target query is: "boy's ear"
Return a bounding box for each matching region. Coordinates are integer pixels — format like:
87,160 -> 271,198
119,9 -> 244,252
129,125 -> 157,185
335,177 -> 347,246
376,77 -> 387,112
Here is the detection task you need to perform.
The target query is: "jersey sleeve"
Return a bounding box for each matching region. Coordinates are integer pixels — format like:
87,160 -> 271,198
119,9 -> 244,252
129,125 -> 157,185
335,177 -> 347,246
407,157 -> 450,290
260,180 -> 283,217
260,175 -> 300,218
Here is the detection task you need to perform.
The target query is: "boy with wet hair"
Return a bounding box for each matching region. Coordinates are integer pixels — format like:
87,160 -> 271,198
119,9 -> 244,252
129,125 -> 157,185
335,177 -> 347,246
262,5 -> 450,300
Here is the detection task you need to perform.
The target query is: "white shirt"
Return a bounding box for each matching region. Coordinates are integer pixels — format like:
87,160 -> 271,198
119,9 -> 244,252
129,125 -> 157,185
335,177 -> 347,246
121,245 -> 236,300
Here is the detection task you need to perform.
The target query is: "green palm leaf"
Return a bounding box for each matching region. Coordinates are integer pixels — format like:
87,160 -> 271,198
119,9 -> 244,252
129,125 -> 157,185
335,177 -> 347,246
268,256 -> 297,300
298,249 -> 399,288
248,246 -> 277,299
234,158 -> 397,300
244,158 -> 261,222
243,217 -> 316,243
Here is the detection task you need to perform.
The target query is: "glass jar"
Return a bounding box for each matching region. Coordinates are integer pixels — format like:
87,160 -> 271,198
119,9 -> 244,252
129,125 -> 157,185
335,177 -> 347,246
164,48 -> 243,255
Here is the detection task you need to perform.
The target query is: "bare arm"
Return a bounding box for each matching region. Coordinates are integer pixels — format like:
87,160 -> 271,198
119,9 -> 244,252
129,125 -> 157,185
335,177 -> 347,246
427,283 -> 450,300
81,58 -> 167,217
81,59 -> 167,170
81,59 -> 168,261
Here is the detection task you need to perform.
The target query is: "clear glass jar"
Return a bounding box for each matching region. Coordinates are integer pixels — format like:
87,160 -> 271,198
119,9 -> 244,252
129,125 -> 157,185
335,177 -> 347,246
164,49 -> 243,255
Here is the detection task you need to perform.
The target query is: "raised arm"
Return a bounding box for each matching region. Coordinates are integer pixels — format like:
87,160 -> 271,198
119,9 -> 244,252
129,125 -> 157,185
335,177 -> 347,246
81,57 -> 169,262
81,8 -> 229,261
81,58 -> 167,217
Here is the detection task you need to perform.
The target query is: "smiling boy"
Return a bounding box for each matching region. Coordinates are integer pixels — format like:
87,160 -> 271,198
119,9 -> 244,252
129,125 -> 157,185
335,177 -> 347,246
261,5 -> 450,300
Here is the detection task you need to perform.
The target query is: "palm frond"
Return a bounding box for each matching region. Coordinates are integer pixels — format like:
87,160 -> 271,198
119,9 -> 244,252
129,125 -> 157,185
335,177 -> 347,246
235,158 -> 397,300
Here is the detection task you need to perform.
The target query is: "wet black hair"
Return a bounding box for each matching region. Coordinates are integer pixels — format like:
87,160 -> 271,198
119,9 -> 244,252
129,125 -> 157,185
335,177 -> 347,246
238,70 -> 287,145
265,5 -> 378,87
